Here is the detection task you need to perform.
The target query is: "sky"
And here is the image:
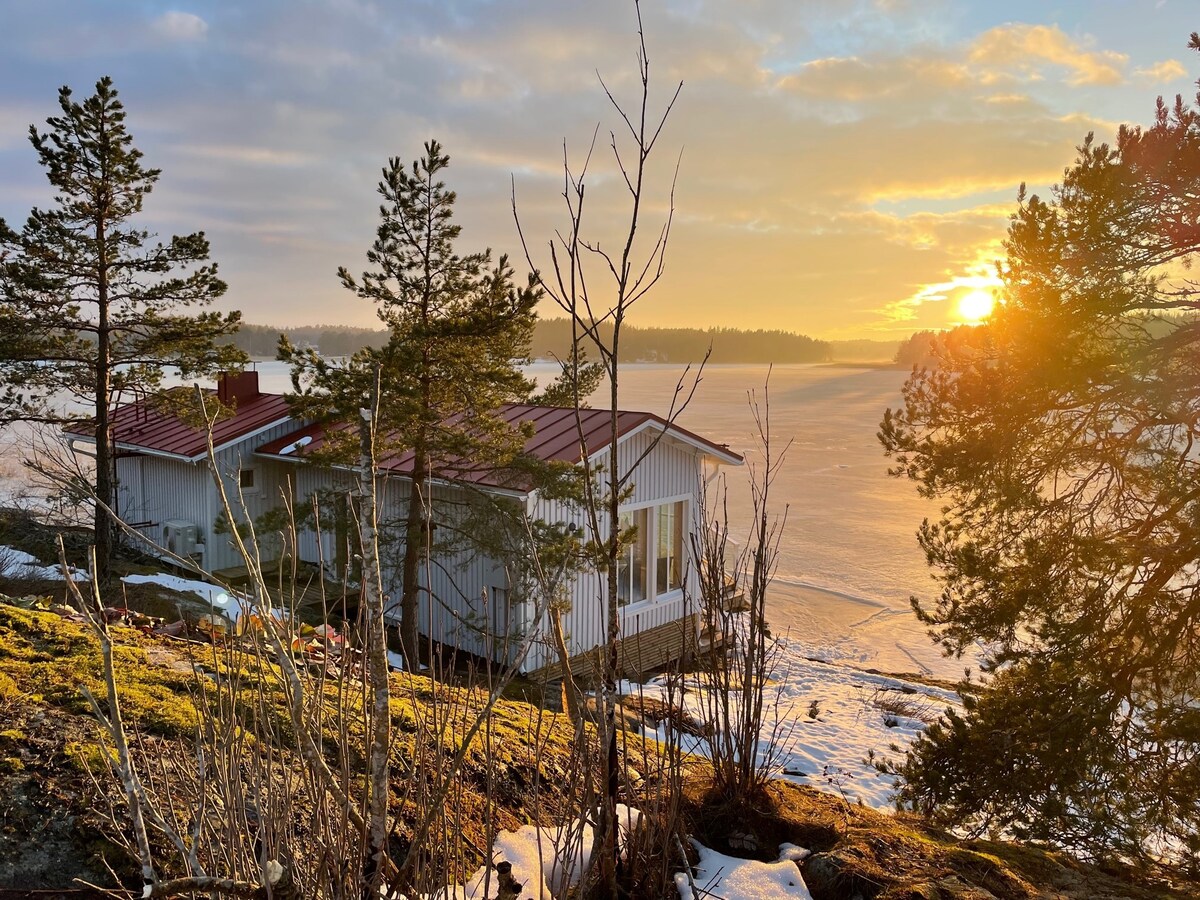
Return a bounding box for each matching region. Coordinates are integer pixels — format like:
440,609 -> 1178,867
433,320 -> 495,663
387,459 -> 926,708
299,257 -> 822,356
0,1 -> 1196,341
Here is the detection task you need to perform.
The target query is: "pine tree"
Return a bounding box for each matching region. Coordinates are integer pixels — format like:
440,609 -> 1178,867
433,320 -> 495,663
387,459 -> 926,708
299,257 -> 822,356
0,77 -> 245,584
879,41 -> 1200,871
282,140 -> 541,666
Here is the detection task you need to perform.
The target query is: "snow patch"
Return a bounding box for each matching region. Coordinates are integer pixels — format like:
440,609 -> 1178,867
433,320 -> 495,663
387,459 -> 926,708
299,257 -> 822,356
676,840 -> 813,899
0,544 -> 89,582
443,806 -> 642,899
121,573 -> 249,621
622,635 -> 959,810
278,435 -> 312,456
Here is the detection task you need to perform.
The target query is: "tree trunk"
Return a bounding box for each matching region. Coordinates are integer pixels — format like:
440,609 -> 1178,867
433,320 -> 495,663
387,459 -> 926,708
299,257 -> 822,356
399,444 -> 428,669
548,606 -> 584,724
93,214 -> 113,588
359,388 -> 392,893
599,367 -> 622,893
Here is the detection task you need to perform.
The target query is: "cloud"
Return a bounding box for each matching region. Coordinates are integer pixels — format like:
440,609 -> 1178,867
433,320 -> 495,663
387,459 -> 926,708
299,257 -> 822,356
0,1 -> 1175,339
778,54 -> 973,105
176,144 -> 314,167
151,11 -> 208,42
969,24 -> 1127,86
1133,59 -> 1187,84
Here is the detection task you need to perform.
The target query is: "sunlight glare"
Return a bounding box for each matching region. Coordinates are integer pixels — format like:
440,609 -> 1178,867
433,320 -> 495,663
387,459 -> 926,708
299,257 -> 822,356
957,289 -> 995,323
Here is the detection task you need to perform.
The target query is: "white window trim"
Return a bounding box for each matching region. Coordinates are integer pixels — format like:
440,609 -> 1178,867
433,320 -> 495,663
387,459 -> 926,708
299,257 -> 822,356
616,493 -> 692,605
237,466 -> 260,496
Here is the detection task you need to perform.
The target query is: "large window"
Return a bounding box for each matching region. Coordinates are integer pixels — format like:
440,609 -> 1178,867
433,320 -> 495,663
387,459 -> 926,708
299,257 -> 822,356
617,508 -> 649,606
656,500 -> 685,594
617,500 -> 687,606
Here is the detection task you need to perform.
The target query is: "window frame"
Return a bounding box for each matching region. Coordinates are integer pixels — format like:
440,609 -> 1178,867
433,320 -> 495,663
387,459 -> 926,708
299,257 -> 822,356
238,466 -> 259,495
616,493 -> 691,611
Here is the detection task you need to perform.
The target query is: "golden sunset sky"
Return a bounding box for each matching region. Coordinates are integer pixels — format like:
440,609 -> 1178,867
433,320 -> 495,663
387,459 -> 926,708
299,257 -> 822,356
1,1 -> 1195,340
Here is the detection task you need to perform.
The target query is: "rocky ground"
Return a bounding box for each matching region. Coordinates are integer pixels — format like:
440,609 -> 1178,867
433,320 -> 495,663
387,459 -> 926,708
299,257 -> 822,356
0,506 -> 1189,899
0,595 -> 1187,899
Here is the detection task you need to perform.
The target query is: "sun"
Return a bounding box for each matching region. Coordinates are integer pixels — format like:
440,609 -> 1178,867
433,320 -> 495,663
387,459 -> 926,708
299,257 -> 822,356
957,289 -> 995,323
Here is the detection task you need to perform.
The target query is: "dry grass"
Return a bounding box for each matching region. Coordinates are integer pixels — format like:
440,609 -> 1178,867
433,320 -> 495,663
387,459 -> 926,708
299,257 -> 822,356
869,687 -> 942,727
0,605 -> 584,890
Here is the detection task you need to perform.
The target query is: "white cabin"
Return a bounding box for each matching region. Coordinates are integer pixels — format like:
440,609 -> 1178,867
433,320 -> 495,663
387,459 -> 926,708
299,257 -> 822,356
73,375 -> 743,677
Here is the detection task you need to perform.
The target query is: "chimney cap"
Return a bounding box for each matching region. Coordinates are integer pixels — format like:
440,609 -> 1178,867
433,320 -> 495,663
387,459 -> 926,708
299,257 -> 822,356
217,370 -> 261,404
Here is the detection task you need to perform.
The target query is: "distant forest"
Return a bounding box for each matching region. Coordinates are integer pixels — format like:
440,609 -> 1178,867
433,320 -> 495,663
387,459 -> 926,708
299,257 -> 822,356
225,318 -> 836,364
892,311 -> 1198,369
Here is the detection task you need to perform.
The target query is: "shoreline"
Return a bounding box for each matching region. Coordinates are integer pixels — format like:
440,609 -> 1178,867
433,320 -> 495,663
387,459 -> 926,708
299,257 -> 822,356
764,579 -> 969,682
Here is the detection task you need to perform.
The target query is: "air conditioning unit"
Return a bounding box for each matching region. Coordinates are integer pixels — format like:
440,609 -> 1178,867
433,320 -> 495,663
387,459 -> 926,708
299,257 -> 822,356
162,519 -> 199,557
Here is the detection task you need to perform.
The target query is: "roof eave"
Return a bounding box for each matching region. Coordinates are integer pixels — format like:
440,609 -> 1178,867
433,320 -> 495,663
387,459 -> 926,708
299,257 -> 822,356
68,414 -> 297,465
584,418 -> 744,467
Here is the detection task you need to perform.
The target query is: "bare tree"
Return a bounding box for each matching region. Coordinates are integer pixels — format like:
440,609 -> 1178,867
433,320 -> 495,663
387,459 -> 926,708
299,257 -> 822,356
513,1 -> 706,891
694,379 -> 793,806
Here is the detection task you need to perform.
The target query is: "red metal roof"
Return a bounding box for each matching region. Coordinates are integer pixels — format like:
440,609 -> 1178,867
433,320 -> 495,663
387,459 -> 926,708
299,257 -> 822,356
65,388 -> 294,461
257,403 -> 742,491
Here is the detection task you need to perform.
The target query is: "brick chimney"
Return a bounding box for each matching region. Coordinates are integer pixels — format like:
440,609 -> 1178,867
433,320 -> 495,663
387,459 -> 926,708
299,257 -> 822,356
216,370 -> 260,404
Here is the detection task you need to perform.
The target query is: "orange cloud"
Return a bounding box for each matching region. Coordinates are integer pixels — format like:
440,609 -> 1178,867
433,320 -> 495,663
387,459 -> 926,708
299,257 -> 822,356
969,24 -> 1127,86
1133,59 -> 1188,84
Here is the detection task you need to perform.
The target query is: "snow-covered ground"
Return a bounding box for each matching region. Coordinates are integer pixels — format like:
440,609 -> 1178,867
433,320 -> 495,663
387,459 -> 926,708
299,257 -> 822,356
121,572 -> 250,621
453,635 -> 959,900
444,810 -> 814,900
0,543 -> 88,581
677,843 -> 812,900
622,635 -> 959,810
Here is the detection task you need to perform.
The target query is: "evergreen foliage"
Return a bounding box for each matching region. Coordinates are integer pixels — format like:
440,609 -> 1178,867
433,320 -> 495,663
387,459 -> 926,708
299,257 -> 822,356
892,324 -> 992,368
0,77 -> 245,583
879,44 -> 1200,873
281,140 -> 544,663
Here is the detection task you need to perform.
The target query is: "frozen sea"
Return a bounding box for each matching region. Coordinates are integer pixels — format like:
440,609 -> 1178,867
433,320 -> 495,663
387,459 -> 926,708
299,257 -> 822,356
589,363 -> 967,681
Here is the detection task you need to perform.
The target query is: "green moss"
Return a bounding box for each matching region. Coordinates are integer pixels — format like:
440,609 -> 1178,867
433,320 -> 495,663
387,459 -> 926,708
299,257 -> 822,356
0,606 -> 202,737
64,740 -> 113,774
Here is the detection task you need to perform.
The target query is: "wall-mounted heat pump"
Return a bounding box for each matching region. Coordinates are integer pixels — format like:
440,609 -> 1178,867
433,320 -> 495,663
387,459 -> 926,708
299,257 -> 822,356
162,519 -> 199,557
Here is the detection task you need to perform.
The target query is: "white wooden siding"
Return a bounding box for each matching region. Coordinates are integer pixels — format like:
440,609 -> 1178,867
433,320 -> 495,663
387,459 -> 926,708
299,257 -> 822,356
292,464 -> 354,570
208,419 -> 304,571
519,428 -> 706,673
115,415 -> 715,675
114,455 -> 209,564
112,420 -> 301,572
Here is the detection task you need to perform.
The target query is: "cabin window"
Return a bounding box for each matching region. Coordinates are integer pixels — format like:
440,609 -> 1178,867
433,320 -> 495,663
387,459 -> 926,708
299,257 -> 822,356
239,468 -> 257,491
656,500 -> 685,594
617,508 -> 649,606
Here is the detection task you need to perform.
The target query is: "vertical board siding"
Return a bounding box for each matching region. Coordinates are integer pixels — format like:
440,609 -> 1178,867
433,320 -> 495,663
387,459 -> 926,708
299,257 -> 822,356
400,482 -> 516,667
116,455 -> 209,564
114,422 -> 306,573
292,465 -> 354,570
208,420 -> 304,571
289,472 -> 516,667
115,415 -> 714,677
522,428 -> 706,674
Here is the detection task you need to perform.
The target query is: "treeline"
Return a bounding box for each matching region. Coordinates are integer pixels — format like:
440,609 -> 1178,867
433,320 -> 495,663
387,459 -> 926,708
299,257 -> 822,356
226,318 -> 833,364
222,323 -> 389,358
892,326 -> 986,368
894,312 -> 1198,369
532,318 -> 831,363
